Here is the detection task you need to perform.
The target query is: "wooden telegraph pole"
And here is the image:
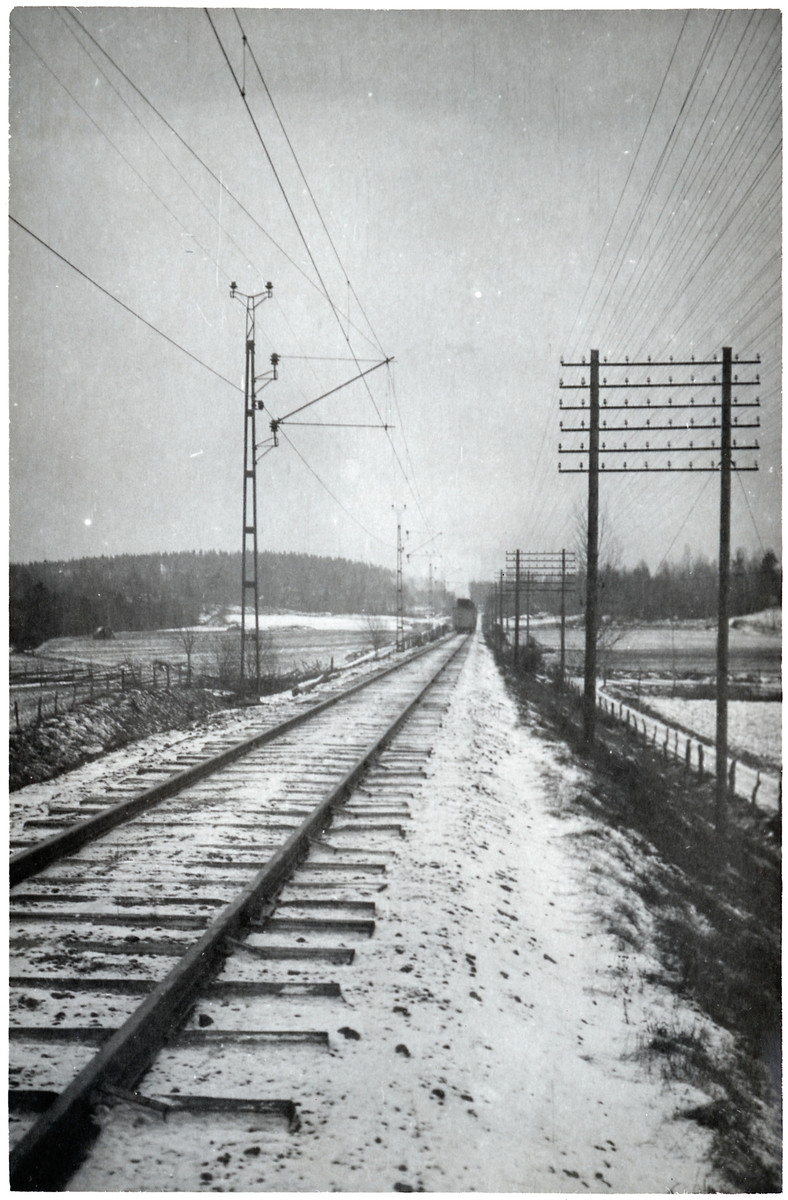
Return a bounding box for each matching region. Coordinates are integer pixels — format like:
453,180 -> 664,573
559,345 -> 760,794
560,548 -> 567,690
715,347 -> 732,834
583,350 -> 600,748
510,550 -> 521,666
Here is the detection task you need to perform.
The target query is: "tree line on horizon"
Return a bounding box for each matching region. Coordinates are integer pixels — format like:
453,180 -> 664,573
470,548 -> 782,623
9,549 -> 433,650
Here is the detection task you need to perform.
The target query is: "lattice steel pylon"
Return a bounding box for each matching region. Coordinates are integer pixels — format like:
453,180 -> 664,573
394,507 -> 406,652
230,280 -> 278,693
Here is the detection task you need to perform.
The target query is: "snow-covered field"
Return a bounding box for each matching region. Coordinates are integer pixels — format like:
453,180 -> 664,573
644,696 -> 782,769
532,615 -> 781,680
18,614 -> 427,679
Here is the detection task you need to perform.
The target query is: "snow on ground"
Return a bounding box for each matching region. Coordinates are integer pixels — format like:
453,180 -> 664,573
8,649 -> 400,841
123,634 -> 719,1193
20,636 -> 730,1191
644,696 -> 782,769
252,635 -> 724,1192
731,607 -> 781,635
591,681 -> 781,812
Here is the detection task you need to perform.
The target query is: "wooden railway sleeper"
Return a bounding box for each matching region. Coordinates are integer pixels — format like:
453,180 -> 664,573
9,637 -> 465,1190
10,636 -> 452,888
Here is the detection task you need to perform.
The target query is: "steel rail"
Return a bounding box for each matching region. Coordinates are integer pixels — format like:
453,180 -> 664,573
9,634 -> 469,1190
10,636 -> 451,887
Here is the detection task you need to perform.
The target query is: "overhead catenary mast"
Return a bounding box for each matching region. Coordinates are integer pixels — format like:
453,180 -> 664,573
230,280 -> 279,693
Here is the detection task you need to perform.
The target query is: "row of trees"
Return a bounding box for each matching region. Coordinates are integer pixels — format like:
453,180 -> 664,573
10,549 -> 422,650
471,548 -> 781,623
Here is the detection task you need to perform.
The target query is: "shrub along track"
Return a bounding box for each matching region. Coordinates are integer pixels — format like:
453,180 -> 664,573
9,634 -> 469,1190
491,640 -> 781,1194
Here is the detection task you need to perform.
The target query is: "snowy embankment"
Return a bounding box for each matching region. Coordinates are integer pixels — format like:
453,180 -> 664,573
256,636 -> 723,1192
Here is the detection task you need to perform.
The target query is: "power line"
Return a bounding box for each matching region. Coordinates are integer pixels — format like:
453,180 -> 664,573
208,11 -> 435,539
279,429 -> 391,549
62,4 -> 379,354
12,19 -> 231,286
233,8 -> 386,360
10,215 -> 241,393
207,8 -> 421,518
204,9 -> 346,331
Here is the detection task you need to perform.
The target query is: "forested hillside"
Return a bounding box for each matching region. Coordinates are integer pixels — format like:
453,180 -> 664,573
10,550 -> 401,649
471,549 -> 782,622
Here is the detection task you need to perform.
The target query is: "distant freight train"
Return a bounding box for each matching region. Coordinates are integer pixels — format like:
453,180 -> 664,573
452,598 -> 478,633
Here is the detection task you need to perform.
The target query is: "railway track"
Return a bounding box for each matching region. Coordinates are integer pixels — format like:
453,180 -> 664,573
9,632 -> 471,1190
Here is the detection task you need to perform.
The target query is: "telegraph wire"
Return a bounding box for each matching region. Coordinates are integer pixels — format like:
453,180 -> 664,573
599,32 -> 779,351
568,12 -> 726,361
526,15 -> 725,547
619,101 -> 781,351
592,23 -> 741,350
568,10 -> 692,359
610,94 -> 780,350
631,142 -> 781,359
10,215 -> 241,393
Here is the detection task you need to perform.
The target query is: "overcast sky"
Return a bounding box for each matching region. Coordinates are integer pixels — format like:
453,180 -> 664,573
9,7 -> 781,593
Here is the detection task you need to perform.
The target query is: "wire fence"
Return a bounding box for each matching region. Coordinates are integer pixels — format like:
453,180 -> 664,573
563,675 -> 781,814
9,660 -> 219,731
10,622 -> 452,732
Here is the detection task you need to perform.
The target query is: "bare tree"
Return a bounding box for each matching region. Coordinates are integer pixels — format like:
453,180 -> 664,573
211,632 -> 240,688
364,613 -> 389,656
177,627 -> 198,685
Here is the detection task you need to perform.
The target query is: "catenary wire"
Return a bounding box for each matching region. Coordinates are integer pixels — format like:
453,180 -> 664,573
279,429 -> 391,548
207,9 -> 433,535
233,8 -> 387,360
63,6 -> 381,355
